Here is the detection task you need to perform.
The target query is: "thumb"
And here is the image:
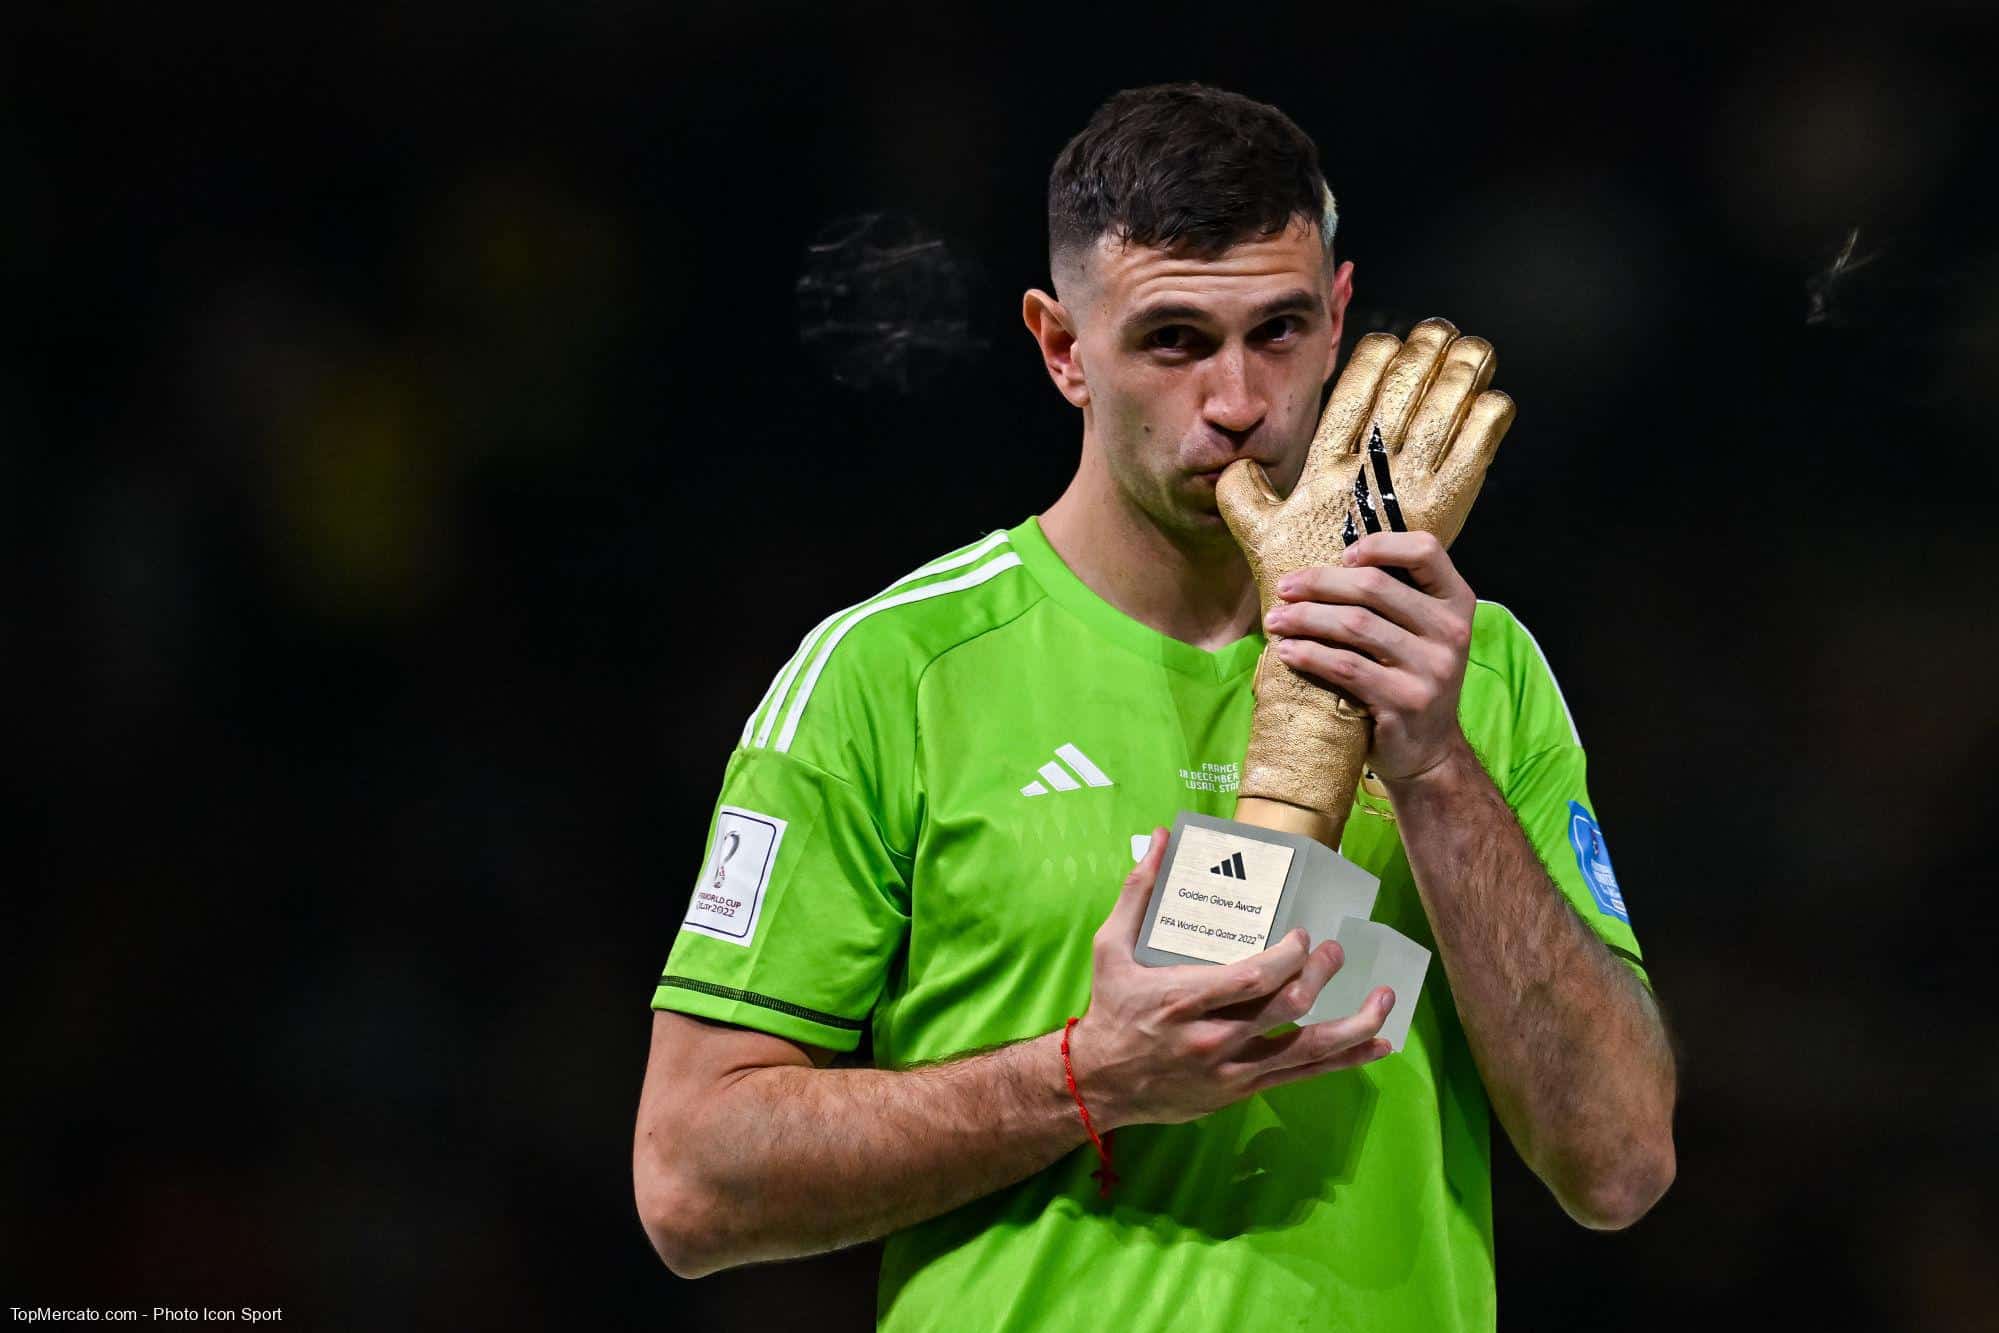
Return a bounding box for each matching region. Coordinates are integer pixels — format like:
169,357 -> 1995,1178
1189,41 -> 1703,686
1103,827 -> 1169,954
1215,458 -> 1281,549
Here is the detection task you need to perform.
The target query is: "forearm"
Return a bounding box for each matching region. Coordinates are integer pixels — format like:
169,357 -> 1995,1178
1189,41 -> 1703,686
658,1030 -> 1087,1276
1386,738 -> 1676,1227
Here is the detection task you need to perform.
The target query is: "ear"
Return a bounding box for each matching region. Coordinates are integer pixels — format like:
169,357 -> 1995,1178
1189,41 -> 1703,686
1323,259 -> 1355,384
1022,289 -> 1090,408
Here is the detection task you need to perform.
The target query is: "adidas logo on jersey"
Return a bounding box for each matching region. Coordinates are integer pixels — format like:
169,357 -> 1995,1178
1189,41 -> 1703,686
1209,851 -> 1248,879
1019,743 -> 1114,797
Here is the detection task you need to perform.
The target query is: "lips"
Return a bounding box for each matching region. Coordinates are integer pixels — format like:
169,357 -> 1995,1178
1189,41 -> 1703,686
1190,459 -> 1268,483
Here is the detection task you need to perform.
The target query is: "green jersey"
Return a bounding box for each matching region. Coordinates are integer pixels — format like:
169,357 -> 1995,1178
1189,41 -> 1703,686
653,515 -> 1647,1332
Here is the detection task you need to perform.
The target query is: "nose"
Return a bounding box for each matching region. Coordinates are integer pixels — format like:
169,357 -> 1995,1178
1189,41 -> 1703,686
1202,344 -> 1266,443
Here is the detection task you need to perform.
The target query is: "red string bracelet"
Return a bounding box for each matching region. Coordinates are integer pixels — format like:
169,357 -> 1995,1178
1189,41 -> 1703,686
1061,1017 -> 1117,1197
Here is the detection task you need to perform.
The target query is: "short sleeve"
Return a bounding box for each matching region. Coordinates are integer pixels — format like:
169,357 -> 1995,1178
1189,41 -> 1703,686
1471,602 -> 1649,990
1502,745 -> 1650,989
652,744 -> 912,1051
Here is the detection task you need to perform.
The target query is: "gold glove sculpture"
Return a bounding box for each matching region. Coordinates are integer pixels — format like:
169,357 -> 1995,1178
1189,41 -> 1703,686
1216,317 -> 1516,850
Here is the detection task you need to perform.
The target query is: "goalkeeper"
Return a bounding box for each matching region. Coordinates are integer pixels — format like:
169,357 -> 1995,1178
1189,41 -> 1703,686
633,82 -> 1676,1333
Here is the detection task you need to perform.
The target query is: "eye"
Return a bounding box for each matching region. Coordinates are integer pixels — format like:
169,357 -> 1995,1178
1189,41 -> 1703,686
1147,325 -> 1196,352
1257,315 -> 1303,343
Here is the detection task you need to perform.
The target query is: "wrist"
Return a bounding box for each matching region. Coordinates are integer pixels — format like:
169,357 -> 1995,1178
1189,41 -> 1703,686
999,1030 -> 1079,1142
1059,1016 -> 1126,1135
1380,732 -> 1481,805
1058,1017 -> 1123,1197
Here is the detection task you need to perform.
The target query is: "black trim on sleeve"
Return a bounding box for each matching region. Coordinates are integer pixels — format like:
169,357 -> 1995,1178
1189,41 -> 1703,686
1604,943 -> 1645,970
656,975 -> 866,1031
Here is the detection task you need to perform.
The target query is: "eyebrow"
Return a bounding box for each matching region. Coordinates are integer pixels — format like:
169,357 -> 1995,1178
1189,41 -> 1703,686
1122,288 -> 1324,335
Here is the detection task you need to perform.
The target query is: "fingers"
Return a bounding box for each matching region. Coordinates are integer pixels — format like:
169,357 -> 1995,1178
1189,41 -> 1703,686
1272,636 -> 1397,704
1230,986 -> 1397,1089
1214,457 -> 1282,551
1188,926 -> 1313,1013
1301,331 -> 1400,481
1245,1035 -> 1394,1094
1398,334 -> 1495,477
1367,318 -> 1457,456
1269,541 -> 1468,711
1271,562 -> 1449,640
1266,597 -> 1424,670
1337,531 -> 1469,602
1423,389 -> 1516,548
1098,828 -> 1168,962
1210,939 -> 1345,1032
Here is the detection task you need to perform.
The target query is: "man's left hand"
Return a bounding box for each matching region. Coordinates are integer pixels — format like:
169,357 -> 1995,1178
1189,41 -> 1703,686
1261,529 -> 1475,783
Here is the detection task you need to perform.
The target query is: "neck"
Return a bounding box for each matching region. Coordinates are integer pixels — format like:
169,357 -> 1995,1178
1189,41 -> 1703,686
1039,448 -> 1260,652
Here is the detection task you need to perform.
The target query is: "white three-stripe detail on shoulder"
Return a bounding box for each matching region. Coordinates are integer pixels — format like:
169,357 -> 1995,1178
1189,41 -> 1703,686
906,529 -> 1012,582
745,531 -> 1010,748
742,608 -> 840,746
774,551 -> 1023,755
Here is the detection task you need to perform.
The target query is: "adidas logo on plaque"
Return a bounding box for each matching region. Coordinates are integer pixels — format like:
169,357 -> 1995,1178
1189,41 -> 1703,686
1209,851 -> 1248,879
1019,743 -> 1115,797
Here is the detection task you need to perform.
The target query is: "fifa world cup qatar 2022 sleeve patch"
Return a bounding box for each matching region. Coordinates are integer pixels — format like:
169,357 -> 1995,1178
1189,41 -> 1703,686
1566,801 -> 1629,924
680,806 -> 787,946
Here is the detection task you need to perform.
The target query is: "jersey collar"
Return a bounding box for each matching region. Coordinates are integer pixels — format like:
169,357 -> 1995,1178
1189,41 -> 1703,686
1007,516 -> 1265,683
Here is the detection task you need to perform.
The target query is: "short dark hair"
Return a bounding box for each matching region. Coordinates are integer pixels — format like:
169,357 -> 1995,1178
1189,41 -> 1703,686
1047,83 -> 1335,291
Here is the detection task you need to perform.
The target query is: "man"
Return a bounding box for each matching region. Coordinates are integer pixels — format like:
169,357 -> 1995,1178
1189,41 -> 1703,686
633,83 -> 1677,1331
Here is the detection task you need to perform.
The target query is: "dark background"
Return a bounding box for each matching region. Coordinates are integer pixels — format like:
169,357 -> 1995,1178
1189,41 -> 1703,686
9,2 -> 1998,1328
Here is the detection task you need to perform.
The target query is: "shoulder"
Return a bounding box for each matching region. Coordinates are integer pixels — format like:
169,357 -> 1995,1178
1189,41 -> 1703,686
737,528 -> 1041,765
1465,599 -> 1582,749
1468,599 -> 1535,674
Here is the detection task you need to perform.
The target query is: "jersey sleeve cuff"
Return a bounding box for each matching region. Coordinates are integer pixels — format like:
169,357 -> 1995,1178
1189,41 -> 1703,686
651,974 -> 869,1053
1607,946 -> 1652,991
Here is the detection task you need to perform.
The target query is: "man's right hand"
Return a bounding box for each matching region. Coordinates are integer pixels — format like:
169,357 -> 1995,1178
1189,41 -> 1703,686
1069,828 -> 1395,1130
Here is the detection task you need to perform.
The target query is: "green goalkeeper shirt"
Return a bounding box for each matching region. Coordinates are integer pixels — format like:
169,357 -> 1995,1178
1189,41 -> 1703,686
653,515 -> 1648,1333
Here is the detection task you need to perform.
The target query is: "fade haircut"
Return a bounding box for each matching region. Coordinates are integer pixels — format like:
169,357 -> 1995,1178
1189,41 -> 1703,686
1047,82 -> 1337,299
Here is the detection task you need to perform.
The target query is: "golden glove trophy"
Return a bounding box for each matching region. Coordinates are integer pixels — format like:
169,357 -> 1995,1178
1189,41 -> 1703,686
1133,319 -> 1516,1050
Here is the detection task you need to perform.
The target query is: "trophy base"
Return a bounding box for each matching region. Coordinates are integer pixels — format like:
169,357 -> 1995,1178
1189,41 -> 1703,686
1135,811 -> 1430,1053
